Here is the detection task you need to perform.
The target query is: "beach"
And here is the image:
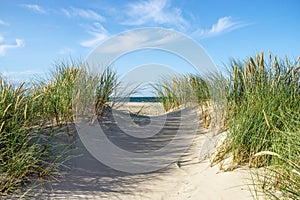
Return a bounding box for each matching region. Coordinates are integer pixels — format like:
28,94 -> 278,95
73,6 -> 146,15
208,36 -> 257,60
2,3 -> 299,199
112,102 -> 165,116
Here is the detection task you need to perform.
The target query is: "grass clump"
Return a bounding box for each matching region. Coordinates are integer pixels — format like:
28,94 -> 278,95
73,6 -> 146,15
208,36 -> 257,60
214,52 -> 300,199
154,52 -> 300,199
0,78 -> 49,194
0,60 -> 119,196
216,52 -> 300,166
33,60 -> 81,127
154,74 -> 210,109
95,67 -> 119,115
154,74 -> 211,126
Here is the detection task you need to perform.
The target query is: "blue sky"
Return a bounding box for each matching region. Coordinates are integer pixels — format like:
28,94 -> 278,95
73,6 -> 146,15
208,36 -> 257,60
0,0 -> 300,83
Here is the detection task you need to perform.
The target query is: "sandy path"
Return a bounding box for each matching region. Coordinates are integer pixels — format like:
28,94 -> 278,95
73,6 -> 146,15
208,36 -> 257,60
30,105 -> 254,200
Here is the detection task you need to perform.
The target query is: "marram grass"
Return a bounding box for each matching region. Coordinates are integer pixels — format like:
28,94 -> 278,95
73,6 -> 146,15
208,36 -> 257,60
155,52 -> 299,199
0,60 -> 118,195
153,74 -> 211,127
0,78 -> 48,194
215,52 -> 300,199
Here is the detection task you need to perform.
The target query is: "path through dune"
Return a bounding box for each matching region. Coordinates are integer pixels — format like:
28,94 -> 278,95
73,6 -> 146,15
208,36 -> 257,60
32,105 -> 254,200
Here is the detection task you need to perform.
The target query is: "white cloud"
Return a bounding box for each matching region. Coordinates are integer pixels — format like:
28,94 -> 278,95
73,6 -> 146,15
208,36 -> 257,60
0,36 -> 25,56
62,7 -> 105,21
20,4 -> 47,14
58,47 -> 75,55
0,19 -> 9,26
194,16 -> 245,38
96,29 -> 183,54
122,0 -> 188,29
80,23 -> 109,48
85,28 -> 217,76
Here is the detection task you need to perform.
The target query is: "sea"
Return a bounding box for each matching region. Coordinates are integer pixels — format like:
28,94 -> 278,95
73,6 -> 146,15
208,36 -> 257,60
109,97 -> 160,102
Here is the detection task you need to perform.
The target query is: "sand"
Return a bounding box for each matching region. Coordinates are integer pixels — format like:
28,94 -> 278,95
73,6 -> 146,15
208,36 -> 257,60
31,103 -> 255,200
112,102 -> 165,116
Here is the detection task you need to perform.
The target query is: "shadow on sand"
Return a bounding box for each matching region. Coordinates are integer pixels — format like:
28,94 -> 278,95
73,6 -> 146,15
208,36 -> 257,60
28,107 -> 207,199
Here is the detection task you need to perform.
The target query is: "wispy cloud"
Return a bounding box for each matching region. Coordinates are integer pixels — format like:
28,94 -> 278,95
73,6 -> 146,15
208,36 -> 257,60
80,23 -> 109,48
122,0 -> 188,29
194,16 -> 245,38
0,19 -> 9,26
62,7 -> 105,21
93,28 -> 184,54
1,70 -> 46,84
58,47 -> 75,55
0,36 -> 25,56
20,4 -> 47,14
1,70 -> 45,77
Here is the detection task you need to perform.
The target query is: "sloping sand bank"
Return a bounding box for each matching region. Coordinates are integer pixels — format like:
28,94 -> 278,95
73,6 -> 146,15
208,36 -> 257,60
32,104 -> 254,200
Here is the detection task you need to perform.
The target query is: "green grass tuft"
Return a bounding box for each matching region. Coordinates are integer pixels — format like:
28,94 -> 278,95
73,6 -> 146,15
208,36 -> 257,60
0,60 -> 119,195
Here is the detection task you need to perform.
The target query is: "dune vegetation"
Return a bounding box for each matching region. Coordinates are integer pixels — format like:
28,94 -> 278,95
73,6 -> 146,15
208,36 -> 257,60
0,61 -> 117,194
155,52 -> 300,199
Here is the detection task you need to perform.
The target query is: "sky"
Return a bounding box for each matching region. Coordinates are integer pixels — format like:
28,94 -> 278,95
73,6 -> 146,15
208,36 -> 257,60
0,0 -> 300,84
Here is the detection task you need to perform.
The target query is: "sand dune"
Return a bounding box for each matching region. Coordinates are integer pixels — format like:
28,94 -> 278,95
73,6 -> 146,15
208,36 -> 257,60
31,104 -> 254,199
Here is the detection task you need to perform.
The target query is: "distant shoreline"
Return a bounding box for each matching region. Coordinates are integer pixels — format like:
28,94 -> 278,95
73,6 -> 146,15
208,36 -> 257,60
110,97 -> 160,102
